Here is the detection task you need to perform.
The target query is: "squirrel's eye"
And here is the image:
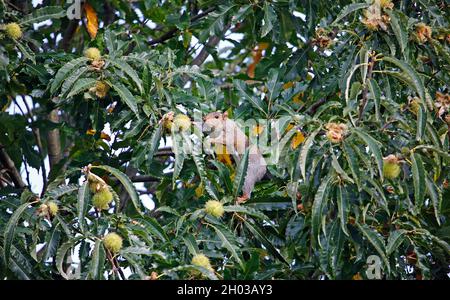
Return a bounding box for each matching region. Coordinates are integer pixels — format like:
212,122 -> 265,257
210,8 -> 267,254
215,115 -> 219,119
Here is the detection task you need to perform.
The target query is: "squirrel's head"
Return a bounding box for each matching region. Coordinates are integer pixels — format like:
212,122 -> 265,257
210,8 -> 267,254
203,111 -> 228,134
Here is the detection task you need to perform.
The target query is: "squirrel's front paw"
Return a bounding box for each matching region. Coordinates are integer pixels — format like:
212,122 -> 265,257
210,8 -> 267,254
236,193 -> 249,204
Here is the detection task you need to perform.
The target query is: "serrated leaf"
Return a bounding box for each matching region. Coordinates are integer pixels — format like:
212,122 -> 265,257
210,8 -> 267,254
209,224 -> 244,269
356,223 -> 390,274
353,128 -> 384,180
51,57 -> 89,94
108,59 -> 144,94
3,202 -> 30,269
233,148 -> 249,199
60,66 -> 88,97
332,3 -> 370,25
243,219 -> 289,266
386,230 -> 406,255
56,239 -> 79,280
311,176 -> 333,245
300,127 -> 321,180
182,235 -> 200,256
15,41 -> 35,64
108,81 -> 139,115
261,2 -> 276,37
386,10 -> 408,54
382,56 -> 426,106
165,265 -> 218,280
416,103 -> 427,141
223,205 -> 269,221
77,182 -> 90,233
337,185 -> 350,236
89,239 -> 105,280
46,184 -> 79,200
411,153 -> 425,210
20,6 -> 65,25
66,78 -> 97,98
425,176 -> 442,226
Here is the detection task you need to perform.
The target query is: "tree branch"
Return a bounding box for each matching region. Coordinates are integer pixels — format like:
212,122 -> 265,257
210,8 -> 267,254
0,143 -> 26,189
47,109 -> 62,171
147,7 -> 215,46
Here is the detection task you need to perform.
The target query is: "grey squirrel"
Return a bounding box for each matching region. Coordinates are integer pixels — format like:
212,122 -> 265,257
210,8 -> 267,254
202,111 -> 266,203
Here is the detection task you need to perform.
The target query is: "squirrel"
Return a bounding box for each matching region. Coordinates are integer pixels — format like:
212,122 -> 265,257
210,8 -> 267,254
203,111 -> 266,203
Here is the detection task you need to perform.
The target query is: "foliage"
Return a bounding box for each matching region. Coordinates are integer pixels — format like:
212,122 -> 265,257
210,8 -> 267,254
0,0 -> 449,280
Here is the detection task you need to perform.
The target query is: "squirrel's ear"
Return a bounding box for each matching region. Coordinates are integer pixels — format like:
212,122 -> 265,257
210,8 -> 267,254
223,111 -> 228,119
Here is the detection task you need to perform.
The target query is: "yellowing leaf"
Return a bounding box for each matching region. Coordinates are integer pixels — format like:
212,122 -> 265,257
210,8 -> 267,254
293,92 -> 304,104
100,132 -> 111,141
252,125 -> 264,136
291,131 -> 305,149
195,183 -> 204,198
183,30 -> 192,48
215,144 -> 233,166
247,46 -> 263,78
285,123 -> 295,133
84,3 -> 98,39
258,42 -> 270,50
282,81 -> 294,90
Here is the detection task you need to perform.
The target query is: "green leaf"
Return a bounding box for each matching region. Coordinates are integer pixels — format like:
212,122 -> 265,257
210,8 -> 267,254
60,66 -> 89,97
43,224 -> 61,262
46,184 -> 79,200
416,104 -> 427,141
261,2 -> 276,37
411,153 -> 425,210
337,185 -> 350,236
171,132 -> 185,189
332,3 -> 370,25
342,142 -> 361,188
51,57 -> 89,94
382,56 -> 426,106
386,230 -> 406,256
77,182 -> 90,233
137,217 -> 170,242
243,219 -> 290,266
165,265 -> 218,280
182,234 -> 200,256
3,202 -> 31,269
20,6 -> 66,25
108,59 -> 144,94
209,224 -> 244,269
356,223 -> 390,274
352,128 -> 384,180
385,10 -> 408,54
425,176 -> 442,226
299,127 -> 321,181
311,176 -> 333,245
331,152 -> 353,184
120,247 -> 167,259
15,41 -> 35,64
66,78 -> 97,98
192,145 -> 219,200
56,239 -> 80,280
233,148 -> 249,199
108,81 -> 139,115
234,80 -> 266,115
368,79 -> 381,122
89,240 -> 106,280
223,205 -> 269,221
91,165 -> 142,214
147,124 -> 162,165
